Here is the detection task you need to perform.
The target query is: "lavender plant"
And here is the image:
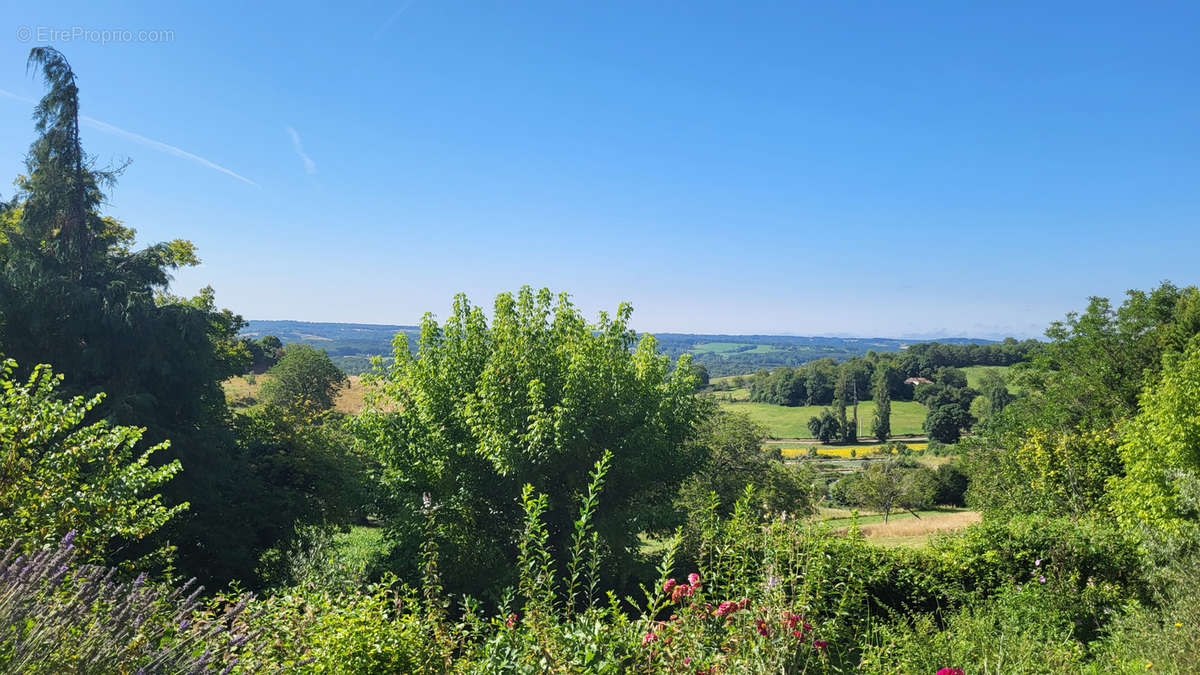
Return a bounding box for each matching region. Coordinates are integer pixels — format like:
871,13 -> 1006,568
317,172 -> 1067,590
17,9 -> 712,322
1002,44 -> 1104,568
0,532 -> 261,674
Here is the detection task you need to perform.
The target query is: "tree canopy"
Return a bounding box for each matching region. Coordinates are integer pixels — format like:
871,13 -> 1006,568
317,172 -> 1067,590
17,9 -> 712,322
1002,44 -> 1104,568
355,287 -> 707,595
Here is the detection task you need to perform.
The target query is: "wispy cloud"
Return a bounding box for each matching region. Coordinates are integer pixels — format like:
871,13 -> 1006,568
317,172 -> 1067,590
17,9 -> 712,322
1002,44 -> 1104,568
0,88 -> 33,103
1,87 -> 258,187
373,0 -> 417,40
286,125 -> 317,175
81,117 -> 259,186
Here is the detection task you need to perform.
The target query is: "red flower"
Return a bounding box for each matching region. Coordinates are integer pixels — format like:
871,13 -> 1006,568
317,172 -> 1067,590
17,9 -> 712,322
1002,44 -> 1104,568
663,578 -> 678,594
936,669 -> 965,675
813,640 -> 828,650
713,600 -> 738,618
754,618 -> 770,636
505,613 -> 518,628
688,573 -> 701,586
642,631 -> 658,646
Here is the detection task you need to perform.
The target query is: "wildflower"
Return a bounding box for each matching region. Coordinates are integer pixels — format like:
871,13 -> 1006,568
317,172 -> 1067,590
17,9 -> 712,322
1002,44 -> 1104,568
683,657 -> 691,665
738,597 -> 750,610
714,601 -> 739,618
506,613 -> 518,628
1034,559 -> 1041,567
754,618 -> 770,636
1175,622 -> 1183,627
936,669 -> 965,675
671,585 -> 688,603
642,631 -> 658,645
663,578 -> 678,594
1038,576 -> 1046,583
792,630 -> 803,637
813,640 -> 828,650
688,573 -> 701,586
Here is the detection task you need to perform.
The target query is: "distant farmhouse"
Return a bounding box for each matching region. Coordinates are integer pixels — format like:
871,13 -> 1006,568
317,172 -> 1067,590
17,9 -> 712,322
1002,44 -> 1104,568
904,376 -> 934,386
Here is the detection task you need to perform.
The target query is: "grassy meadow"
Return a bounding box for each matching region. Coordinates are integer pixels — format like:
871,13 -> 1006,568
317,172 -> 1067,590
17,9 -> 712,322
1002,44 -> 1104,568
717,398 -> 928,438
223,374 -> 369,414
961,364 -> 1021,392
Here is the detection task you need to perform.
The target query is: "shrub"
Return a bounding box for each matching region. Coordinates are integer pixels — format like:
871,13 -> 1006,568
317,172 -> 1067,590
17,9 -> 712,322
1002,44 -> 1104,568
0,533 -> 261,673
0,359 -> 185,567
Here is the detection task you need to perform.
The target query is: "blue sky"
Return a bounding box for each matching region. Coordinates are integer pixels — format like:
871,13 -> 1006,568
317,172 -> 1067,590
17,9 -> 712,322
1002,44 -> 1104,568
2,1 -> 1198,338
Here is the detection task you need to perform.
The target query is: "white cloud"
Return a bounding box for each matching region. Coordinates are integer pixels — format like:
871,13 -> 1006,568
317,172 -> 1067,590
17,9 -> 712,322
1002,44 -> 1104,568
2,87 -> 258,186
286,125 -> 317,175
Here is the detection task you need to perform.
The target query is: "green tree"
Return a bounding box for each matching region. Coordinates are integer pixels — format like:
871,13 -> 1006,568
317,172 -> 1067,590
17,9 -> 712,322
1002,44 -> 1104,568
1110,339 -> 1200,532
808,409 -> 840,444
0,359 -> 185,565
0,48 -> 307,584
964,429 -> 1119,519
260,344 -> 347,417
975,368 -> 1013,420
924,403 -> 971,444
844,460 -> 936,523
677,411 -> 813,521
1010,282 -> 1200,433
354,287 -> 706,596
872,366 -> 892,442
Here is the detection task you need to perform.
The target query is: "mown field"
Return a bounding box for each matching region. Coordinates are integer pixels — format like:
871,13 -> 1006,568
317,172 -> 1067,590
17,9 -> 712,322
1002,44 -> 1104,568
223,374 -> 369,414
961,364 -> 1021,392
815,507 -> 981,547
716,398 -> 928,438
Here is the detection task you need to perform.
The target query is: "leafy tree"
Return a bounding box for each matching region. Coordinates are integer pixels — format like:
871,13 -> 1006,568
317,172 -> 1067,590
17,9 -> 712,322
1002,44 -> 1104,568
0,359 -> 185,565
964,429 -> 1119,519
975,368 -> 1013,418
260,344 -> 347,417
924,403 -> 971,444
936,367 -> 968,389
355,287 -> 706,596
1110,339 -> 1200,532
1010,282 -> 1200,433
843,460 -> 936,523
808,409 -> 840,444
677,411 -> 813,522
932,462 -> 969,507
872,367 -> 892,442
246,335 -> 284,372
690,363 -> 710,389
0,48 -> 310,584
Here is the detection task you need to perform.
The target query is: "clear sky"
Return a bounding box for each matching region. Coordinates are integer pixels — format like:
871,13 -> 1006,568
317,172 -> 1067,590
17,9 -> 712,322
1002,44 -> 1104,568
2,1 -> 1198,339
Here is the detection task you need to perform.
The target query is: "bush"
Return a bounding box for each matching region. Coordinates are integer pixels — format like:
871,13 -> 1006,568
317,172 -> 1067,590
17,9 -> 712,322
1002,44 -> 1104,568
0,359 -> 185,567
0,533 -> 261,673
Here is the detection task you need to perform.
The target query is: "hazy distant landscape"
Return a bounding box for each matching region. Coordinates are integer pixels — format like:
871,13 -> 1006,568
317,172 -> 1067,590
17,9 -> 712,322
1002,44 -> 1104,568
245,319 -> 998,376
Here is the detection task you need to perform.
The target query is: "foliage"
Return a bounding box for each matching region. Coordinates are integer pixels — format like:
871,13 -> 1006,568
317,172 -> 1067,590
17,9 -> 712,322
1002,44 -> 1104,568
677,413 -> 813,561
923,404 -> 970,444
234,410 -> 369,586
0,532 -> 262,674
260,344 -> 347,417
1110,339 -> 1200,533
838,460 -> 936,523
1008,281 -> 1200,433
807,409 -> 840,444
0,47 -> 281,585
356,287 -> 706,596
932,462 -> 969,507
872,366 -> 891,442
964,428 -> 1120,519
0,359 -> 184,566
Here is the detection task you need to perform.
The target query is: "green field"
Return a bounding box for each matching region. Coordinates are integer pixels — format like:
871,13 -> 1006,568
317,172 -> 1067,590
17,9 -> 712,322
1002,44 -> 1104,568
691,342 -> 782,355
961,365 -> 1021,393
717,398 -> 928,438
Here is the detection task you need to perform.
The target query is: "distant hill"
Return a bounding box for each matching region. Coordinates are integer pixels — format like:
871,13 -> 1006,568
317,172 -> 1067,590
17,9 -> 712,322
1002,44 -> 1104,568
242,320 -> 420,374
243,320 -> 998,377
